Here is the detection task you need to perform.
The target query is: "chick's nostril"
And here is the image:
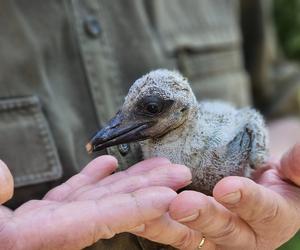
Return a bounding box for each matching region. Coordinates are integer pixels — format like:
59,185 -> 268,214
110,124 -> 119,129
96,131 -> 111,142
108,114 -> 123,129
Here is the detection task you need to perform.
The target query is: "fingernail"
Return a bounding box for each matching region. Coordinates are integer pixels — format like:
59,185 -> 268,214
177,211 -> 199,222
128,224 -> 145,233
220,191 -> 241,204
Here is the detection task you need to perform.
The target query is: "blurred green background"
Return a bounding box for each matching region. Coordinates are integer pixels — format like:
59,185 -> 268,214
274,0 -> 300,249
274,0 -> 300,59
280,236 -> 300,250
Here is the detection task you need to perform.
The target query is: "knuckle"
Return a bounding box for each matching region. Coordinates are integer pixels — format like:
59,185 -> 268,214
243,185 -> 276,223
210,216 -> 237,241
194,197 -> 216,227
172,230 -> 197,249
246,194 -> 280,226
259,201 -> 280,224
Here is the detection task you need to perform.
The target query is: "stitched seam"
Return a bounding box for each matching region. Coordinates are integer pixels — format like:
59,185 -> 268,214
0,96 -> 62,187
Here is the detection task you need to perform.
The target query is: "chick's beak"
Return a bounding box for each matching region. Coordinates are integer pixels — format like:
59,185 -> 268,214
86,113 -> 153,153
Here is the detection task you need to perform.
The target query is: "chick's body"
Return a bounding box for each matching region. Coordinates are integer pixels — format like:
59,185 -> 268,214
141,101 -> 267,194
88,69 -> 268,194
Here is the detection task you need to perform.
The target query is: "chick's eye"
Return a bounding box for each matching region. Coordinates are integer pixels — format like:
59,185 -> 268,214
135,96 -> 171,117
146,102 -> 160,114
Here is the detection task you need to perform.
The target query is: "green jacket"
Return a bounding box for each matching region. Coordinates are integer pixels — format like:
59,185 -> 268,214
0,0 -> 299,249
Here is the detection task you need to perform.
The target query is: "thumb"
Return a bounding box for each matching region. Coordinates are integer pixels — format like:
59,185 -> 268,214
279,143 -> 300,186
0,160 -> 14,204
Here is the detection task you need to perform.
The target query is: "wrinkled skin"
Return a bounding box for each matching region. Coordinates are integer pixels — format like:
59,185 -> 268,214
1,119 -> 300,249
0,157 -> 191,250
1,146 -> 299,250
130,119 -> 300,250
111,144 -> 300,250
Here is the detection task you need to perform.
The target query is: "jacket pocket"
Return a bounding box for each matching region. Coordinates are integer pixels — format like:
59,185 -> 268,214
0,96 -> 63,188
149,0 -> 252,107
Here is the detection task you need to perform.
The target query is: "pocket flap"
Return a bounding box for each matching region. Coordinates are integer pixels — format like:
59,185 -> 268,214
151,0 -> 240,54
0,96 -> 63,188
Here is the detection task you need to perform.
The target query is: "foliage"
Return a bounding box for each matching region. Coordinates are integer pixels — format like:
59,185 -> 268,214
279,233 -> 300,250
273,0 -> 300,59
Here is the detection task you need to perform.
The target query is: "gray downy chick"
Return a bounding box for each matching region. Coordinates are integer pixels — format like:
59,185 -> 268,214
86,69 -> 268,194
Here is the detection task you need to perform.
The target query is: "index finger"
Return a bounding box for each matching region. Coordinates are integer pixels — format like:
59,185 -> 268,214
44,155 -> 118,201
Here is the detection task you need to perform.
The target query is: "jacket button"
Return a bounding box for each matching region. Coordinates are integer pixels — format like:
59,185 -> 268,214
118,144 -> 130,156
84,16 -> 101,38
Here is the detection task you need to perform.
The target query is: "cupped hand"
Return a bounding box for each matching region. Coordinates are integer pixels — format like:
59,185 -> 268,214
0,156 -> 191,250
131,145 -> 300,250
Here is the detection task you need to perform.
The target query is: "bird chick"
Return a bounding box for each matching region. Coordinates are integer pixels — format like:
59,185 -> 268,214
86,69 -> 268,194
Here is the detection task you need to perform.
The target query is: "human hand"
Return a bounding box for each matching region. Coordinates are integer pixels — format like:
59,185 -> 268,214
0,156 -> 191,250
0,159 -> 14,213
130,145 -> 300,249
